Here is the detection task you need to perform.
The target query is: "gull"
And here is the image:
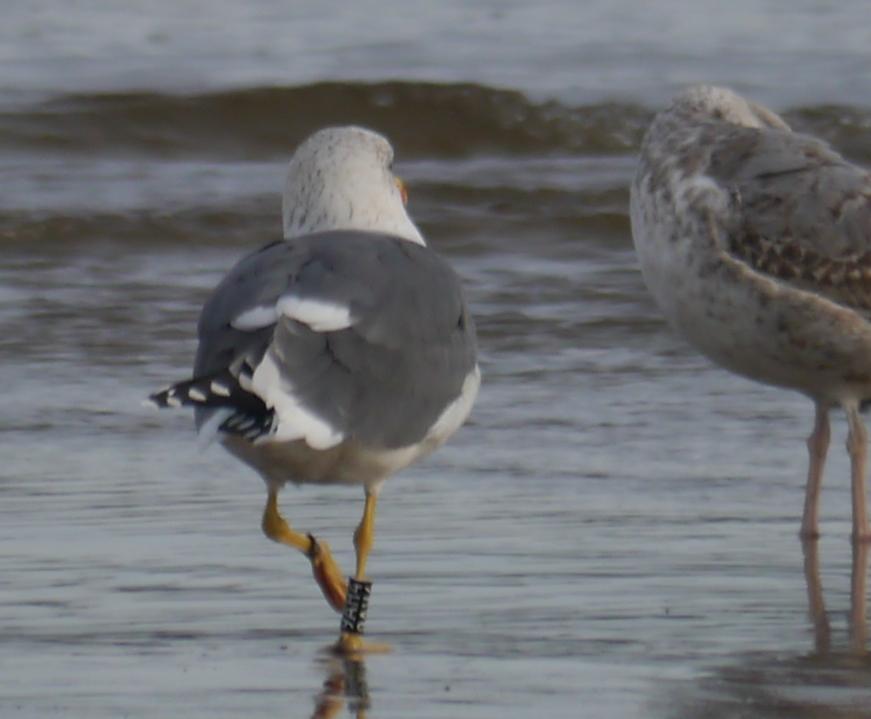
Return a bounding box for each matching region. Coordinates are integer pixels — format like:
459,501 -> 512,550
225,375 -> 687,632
631,85 -> 871,541
149,127 -> 480,650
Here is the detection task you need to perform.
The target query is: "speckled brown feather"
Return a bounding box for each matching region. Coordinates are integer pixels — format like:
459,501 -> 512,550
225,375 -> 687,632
716,130 -> 871,314
638,86 -> 871,318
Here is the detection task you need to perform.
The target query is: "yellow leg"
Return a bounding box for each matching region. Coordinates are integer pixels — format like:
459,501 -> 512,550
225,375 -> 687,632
353,491 -> 378,580
335,489 -> 391,656
262,489 -> 347,613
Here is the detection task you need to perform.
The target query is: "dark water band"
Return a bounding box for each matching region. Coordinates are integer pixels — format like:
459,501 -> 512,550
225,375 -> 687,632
2,81 -> 650,159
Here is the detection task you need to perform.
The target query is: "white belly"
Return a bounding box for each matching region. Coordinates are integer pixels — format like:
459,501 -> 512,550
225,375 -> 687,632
222,365 -> 481,491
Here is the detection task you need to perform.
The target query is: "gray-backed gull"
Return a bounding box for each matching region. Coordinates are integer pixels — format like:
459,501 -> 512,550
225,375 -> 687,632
149,127 -> 480,650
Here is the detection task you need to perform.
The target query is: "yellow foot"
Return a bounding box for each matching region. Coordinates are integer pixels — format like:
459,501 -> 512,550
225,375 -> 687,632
309,535 -> 348,613
331,633 -> 393,657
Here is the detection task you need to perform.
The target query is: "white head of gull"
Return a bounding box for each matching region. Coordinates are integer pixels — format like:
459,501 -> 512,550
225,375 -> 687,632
282,126 -> 424,245
631,84 -> 871,542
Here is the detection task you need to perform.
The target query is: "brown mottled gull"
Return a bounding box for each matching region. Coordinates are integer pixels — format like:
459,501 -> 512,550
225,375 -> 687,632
630,85 -> 871,542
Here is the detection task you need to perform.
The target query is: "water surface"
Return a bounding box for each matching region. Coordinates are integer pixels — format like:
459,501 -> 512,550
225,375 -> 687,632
2,2 -> 871,717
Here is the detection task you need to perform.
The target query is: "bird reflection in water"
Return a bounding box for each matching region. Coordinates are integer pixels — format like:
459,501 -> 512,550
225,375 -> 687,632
670,541 -> 870,718
311,654 -> 370,719
803,539 -> 868,657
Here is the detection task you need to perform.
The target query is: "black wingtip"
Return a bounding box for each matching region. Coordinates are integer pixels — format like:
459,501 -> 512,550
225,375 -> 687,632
148,372 -> 243,410
148,384 -> 187,409
219,409 -> 277,442
148,370 -> 276,443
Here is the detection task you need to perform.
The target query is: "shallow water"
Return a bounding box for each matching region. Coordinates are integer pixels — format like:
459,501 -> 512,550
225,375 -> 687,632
3,2 -> 871,717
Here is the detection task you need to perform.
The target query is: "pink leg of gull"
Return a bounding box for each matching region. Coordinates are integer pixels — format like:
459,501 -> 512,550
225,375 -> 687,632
844,400 -> 871,542
801,401 -> 830,539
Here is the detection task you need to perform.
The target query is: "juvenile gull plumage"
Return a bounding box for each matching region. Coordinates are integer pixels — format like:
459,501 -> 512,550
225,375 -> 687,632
631,85 -> 871,542
149,127 -> 480,649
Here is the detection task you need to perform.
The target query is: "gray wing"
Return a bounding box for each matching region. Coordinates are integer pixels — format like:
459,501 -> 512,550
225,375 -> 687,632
193,231 -> 477,449
707,126 -> 871,312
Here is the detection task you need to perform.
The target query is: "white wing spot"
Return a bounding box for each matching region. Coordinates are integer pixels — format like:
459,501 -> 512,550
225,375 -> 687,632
231,305 -> 280,331
209,380 -> 231,397
277,295 -> 353,332
238,369 -> 254,392
188,388 -> 208,402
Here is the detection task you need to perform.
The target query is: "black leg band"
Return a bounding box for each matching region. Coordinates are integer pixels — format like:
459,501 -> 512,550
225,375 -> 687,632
340,577 -> 372,634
